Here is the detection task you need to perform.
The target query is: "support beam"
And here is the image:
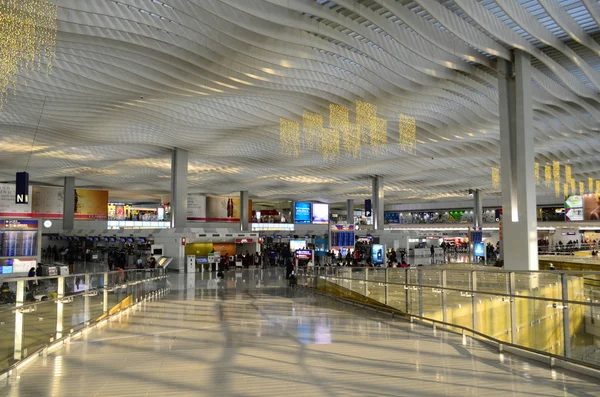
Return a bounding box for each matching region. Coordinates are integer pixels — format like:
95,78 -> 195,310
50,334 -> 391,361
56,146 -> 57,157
372,176 -> 384,231
498,50 -> 538,271
63,177 -> 75,230
473,189 -> 483,228
171,148 -> 188,229
346,199 -> 354,224
240,191 -> 249,231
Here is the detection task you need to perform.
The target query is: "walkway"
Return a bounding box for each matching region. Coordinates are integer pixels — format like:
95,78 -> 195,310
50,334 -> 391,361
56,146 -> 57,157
0,271 -> 598,397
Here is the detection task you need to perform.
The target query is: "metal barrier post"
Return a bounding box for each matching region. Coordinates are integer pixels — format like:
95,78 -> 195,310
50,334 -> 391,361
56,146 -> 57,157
509,272 -> 517,344
417,269 -> 423,318
471,271 -> 477,331
103,272 -> 109,312
56,276 -> 65,339
84,274 -> 90,323
13,280 -> 25,360
441,270 -> 447,324
405,268 -> 410,314
364,268 -> 369,296
384,267 -> 389,305
561,273 -> 572,358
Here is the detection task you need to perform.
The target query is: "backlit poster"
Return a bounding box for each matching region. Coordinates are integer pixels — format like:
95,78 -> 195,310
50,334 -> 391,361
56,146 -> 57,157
312,203 -> 329,224
294,202 -> 311,224
565,195 -> 584,221
74,189 -> 109,220
0,184 -> 32,216
372,244 -> 384,265
187,194 -> 207,221
206,196 -> 240,222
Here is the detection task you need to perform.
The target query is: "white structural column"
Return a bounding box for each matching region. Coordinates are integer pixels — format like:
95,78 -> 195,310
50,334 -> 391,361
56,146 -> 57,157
498,50 -> 539,271
372,176 -> 384,231
473,189 -> 483,228
346,199 -> 354,223
240,191 -> 249,231
171,148 -> 189,229
63,177 -> 75,230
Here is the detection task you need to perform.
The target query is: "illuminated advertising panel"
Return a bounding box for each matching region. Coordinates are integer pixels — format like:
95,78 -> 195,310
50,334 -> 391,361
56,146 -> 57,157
294,202 -> 311,224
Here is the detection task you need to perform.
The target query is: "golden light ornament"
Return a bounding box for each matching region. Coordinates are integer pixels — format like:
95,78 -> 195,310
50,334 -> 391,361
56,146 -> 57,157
302,111 -> 322,152
491,167 -> 500,189
597,180 -> 600,195
570,178 -> 575,194
399,114 -> 417,155
370,117 -> 387,154
279,118 -> 300,157
553,161 -> 560,196
321,127 -> 339,162
534,162 -> 539,184
544,165 -> 551,187
589,177 -> 594,194
356,100 -> 376,145
565,164 -> 572,184
0,0 -> 58,109
331,103 -> 359,158
580,181 -> 585,196
564,183 -> 568,198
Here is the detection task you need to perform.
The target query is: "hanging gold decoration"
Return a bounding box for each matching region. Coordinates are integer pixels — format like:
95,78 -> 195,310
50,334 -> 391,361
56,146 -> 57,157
553,161 -> 560,197
321,127 -> 339,162
597,180 -> 600,195
544,165 -> 551,187
534,162 -> 539,184
491,167 -> 500,189
356,100 -> 376,146
570,178 -> 575,194
580,181 -> 585,196
370,117 -> 387,153
565,164 -> 572,184
280,118 -> 300,157
302,111 -> 322,152
399,114 -> 417,155
589,177 -> 594,194
564,183 -> 569,198
331,104 -> 359,158
0,0 -> 58,110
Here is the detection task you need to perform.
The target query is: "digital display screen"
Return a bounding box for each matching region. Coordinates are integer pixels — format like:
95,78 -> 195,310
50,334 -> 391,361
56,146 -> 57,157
126,237 -> 134,243
294,202 -> 312,224
372,244 -> 384,265
196,257 -> 208,264
311,203 -> 329,224
0,231 -> 38,257
290,240 -> 306,251
0,266 -> 12,274
384,212 -> 399,224
109,237 -> 116,242
139,238 -> 146,243
331,231 -> 354,247
474,241 -> 485,257
104,237 -> 109,242
120,237 -> 126,243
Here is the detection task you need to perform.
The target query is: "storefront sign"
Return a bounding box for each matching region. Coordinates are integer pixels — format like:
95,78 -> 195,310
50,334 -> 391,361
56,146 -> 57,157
235,238 -> 253,243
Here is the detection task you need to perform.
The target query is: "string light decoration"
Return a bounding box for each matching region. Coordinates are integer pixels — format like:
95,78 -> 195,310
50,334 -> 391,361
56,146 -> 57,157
570,178 -> 576,194
590,177 -> 594,194
330,104 -> 359,158
302,111 -> 322,152
545,165 -> 551,187
564,183 -> 569,198
534,162 -> 539,184
565,164 -> 572,184
399,114 -> 417,154
321,127 -> 339,162
279,118 -> 300,157
370,117 -> 387,153
553,161 -> 560,197
356,100 -> 376,146
580,181 -> 585,196
597,180 -> 600,195
0,0 -> 58,110
491,167 -> 500,189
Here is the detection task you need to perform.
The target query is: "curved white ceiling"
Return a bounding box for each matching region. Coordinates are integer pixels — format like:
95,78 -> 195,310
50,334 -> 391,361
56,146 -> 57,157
0,0 -> 598,204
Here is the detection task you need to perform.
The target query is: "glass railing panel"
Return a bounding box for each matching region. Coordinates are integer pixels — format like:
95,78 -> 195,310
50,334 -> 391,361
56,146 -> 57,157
513,296 -> 564,354
366,280 -> 385,304
443,289 -> 474,330
368,268 -> 386,282
0,311 -> 15,370
387,268 -> 407,284
420,269 -> 442,288
420,286 -> 443,321
387,282 -> 407,313
474,292 -> 511,343
569,302 -> 600,366
474,271 -> 509,294
22,300 -> 57,358
444,270 -> 472,290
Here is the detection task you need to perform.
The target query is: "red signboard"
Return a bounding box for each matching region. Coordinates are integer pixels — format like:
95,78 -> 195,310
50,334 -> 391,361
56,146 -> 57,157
235,238 -> 253,243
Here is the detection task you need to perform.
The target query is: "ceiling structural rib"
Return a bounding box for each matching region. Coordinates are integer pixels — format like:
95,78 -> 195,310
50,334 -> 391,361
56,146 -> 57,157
0,0 -> 597,204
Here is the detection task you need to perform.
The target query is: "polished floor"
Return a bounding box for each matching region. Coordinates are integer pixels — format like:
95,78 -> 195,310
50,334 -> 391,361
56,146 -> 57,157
0,271 -> 598,397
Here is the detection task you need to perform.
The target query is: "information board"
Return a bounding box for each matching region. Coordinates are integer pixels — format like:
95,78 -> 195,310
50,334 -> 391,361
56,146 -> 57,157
294,202 -> 312,224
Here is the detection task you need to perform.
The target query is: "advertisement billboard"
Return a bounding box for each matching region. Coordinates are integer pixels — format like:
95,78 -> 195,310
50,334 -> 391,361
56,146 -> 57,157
583,194 -> 600,221
565,195 -> 584,221
74,189 -> 109,220
474,241 -> 485,257
294,202 -> 311,224
31,186 -> 63,218
187,194 -> 207,221
312,203 -> 329,224
0,184 -> 32,217
372,244 -> 384,265
290,239 -> 306,251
